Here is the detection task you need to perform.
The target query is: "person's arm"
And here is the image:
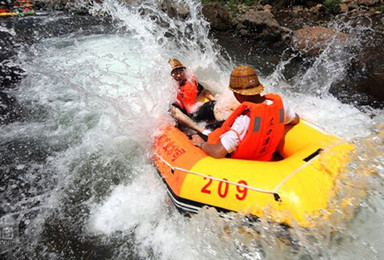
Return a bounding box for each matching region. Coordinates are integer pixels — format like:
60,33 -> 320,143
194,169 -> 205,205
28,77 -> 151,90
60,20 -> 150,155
170,107 -> 205,133
283,100 -> 300,125
192,114 -> 248,158
192,135 -> 228,158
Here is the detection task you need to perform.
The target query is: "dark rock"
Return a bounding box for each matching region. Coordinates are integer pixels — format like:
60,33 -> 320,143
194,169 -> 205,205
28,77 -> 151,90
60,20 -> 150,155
352,38 -> 384,103
357,0 -> 380,6
202,3 -> 233,31
364,67 -> 384,100
235,9 -> 283,42
339,3 -> 349,12
305,1 -> 322,8
160,0 -> 189,19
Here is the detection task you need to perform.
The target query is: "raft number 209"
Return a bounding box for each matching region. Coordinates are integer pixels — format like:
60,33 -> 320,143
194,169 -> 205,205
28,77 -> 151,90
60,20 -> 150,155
201,177 -> 248,200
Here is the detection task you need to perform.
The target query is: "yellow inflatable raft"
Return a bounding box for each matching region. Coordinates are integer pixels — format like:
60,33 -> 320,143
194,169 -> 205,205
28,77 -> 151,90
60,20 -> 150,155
0,12 -> 17,17
0,11 -> 35,16
153,120 -> 355,228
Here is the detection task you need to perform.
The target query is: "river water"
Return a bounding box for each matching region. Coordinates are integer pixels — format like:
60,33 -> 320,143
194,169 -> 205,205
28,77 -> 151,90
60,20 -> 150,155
1,0 -> 384,259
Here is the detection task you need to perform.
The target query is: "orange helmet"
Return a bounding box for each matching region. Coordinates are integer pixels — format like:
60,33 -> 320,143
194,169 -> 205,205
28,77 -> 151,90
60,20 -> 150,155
229,66 -> 265,96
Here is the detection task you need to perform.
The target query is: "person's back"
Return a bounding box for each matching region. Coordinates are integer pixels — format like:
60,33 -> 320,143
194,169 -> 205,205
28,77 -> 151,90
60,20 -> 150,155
192,65 -> 299,160
208,94 -> 285,161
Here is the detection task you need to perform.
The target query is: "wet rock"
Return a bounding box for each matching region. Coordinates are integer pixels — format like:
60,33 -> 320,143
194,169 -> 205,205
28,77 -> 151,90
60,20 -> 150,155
339,3 -> 349,12
292,26 -> 347,56
263,4 -> 272,12
309,4 -> 325,15
235,9 -> 284,42
293,5 -> 305,13
160,0 -> 189,19
353,38 -> 384,102
357,0 -> 380,6
364,67 -> 384,100
305,1 -> 322,8
202,3 -> 233,31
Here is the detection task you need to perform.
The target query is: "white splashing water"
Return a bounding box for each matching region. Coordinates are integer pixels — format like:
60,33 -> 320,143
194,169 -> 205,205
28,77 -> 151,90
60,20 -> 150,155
1,0 -> 383,259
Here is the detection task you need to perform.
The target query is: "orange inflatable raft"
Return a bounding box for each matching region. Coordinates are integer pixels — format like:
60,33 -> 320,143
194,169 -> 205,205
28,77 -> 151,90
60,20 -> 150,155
153,120 -> 355,228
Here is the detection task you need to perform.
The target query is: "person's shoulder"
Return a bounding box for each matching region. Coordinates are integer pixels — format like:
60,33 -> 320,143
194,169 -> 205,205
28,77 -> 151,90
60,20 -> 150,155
264,93 -> 282,99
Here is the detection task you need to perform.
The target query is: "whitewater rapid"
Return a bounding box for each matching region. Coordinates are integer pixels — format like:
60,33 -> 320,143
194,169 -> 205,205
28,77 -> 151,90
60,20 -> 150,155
1,0 -> 383,259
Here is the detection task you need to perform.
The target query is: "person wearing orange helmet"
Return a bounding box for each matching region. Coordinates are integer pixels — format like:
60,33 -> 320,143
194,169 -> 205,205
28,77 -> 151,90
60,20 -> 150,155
168,58 -> 218,134
192,65 -> 300,160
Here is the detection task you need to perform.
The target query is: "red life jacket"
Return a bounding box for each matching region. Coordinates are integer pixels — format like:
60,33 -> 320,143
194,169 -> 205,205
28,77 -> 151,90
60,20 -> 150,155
175,76 -> 198,114
207,94 -> 285,161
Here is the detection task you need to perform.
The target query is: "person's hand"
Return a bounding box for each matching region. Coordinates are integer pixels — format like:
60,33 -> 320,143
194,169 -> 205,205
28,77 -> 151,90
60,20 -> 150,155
192,134 -> 205,148
207,93 -> 216,101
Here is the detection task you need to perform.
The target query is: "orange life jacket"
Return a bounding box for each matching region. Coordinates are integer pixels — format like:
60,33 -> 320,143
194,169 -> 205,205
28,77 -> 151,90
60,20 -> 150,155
175,76 -> 198,114
207,94 -> 285,161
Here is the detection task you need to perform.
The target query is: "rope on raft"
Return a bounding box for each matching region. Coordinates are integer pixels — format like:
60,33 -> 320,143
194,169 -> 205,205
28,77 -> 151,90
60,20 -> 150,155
154,152 -> 320,202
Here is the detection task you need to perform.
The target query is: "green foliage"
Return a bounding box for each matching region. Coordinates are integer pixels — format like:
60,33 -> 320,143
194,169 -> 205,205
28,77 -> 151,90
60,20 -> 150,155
323,0 -> 341,14
224,0 -> 240,14
260,0 -> 308,7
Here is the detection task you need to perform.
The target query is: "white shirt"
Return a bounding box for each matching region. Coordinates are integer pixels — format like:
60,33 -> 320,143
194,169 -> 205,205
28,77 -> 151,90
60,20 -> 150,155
220,99 -> 297,153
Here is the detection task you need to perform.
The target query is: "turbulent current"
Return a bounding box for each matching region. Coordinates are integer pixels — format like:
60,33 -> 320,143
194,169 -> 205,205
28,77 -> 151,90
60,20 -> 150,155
1,0 -> 384,259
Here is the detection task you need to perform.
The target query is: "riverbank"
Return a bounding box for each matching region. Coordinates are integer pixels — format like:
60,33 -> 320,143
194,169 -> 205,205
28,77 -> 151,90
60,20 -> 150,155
201,0 -> 384,107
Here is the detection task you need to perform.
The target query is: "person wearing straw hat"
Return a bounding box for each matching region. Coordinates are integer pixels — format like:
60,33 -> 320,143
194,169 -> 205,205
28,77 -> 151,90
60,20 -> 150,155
192,65 -> 299,160
168,58 -> 218,134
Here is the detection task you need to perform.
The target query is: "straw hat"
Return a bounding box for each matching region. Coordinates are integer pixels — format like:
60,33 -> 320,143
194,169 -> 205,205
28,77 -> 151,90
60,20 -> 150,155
168,58 -> 186,73
229,66 -> 265,96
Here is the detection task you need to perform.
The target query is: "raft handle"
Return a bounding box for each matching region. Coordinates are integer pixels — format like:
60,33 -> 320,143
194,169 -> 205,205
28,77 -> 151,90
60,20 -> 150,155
303,148 -> 323,162
273,193 -> 282,202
